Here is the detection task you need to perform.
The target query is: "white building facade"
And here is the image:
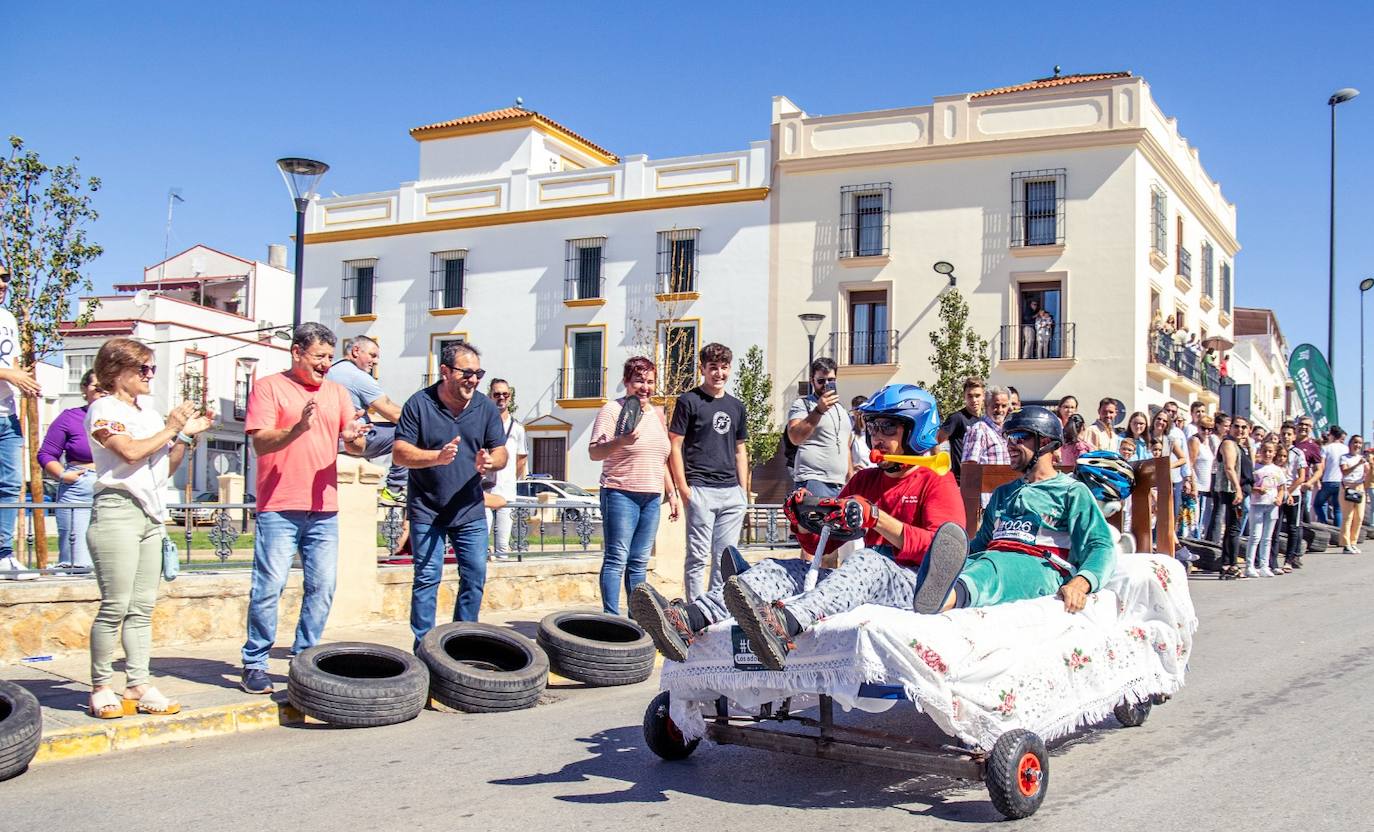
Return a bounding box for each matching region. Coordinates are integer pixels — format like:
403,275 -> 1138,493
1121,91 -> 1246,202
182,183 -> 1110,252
1231,307 -> 1299,432
300,109 -> 770,487
768,72 -> 1239,418
59,244 -> 295,492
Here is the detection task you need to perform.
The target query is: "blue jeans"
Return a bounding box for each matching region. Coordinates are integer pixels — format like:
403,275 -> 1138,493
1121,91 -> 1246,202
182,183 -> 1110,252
56,468 -> 95,568
410,517 -> 489,642
241,511 -> 339,670
1315,482 -> 1343,526
0,415 -> 22,559
794,479 -> 842,499
599,489 -> 661,614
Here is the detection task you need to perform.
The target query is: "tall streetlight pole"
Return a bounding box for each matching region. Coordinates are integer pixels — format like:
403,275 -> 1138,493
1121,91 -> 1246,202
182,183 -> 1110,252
275,157 -> 330,328
1327,88 -> 1359,371
1361,278 -> 1374,440
798,313 -> 825,396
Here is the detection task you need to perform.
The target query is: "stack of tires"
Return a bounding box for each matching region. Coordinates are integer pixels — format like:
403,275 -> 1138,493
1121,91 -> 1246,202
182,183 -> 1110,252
1179,537 -> 1222,572
287,643 -> 430,728
417,623 -> 548,713
1303,522 -> 1335,553
0,681 -> 41,782
538,611 -> 655,686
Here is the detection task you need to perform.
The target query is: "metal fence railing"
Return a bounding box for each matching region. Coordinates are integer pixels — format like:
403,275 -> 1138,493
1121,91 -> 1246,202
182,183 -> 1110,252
999,322 -> 1076,361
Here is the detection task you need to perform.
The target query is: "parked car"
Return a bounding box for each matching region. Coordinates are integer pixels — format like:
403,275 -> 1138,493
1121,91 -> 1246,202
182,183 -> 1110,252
515,476 -> 600,521
166,490 -> 217,525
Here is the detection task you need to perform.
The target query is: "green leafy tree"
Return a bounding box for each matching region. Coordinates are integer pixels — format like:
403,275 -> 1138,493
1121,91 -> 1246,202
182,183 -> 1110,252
917,288 -> 990,418
732,345 -> 780,492
0,137 -> 103,568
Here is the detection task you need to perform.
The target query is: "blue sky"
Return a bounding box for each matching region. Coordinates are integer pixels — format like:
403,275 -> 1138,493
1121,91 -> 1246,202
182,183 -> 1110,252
5,1 -> 1373,429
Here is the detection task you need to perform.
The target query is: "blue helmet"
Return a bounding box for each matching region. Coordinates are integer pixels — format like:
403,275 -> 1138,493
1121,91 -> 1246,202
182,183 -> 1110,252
857,384 -> 941,455
1074,451 -> 1135,503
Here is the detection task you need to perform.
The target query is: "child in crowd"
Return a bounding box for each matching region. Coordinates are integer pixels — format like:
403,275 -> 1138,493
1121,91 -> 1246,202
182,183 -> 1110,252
1246,439 -> 1288,577
1058,414 -> 1091,467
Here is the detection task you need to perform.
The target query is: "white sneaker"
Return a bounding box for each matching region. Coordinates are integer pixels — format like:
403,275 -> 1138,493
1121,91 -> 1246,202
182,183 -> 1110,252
1259,567 -> 1275,577
1244,567 -> 1261,578
0,555 -> 38,581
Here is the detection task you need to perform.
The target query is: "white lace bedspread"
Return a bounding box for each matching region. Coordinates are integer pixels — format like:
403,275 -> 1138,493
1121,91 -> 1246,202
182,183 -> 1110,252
662,553 -> 1197,751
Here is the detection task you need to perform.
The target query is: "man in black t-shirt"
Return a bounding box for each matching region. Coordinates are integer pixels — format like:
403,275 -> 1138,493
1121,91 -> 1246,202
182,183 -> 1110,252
936,376 -> 984,481
669,342 -> 749,602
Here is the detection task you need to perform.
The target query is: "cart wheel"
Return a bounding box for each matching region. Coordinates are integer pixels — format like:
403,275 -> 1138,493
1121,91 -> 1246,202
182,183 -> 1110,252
1114,699 -> 1152,727
1150,693 -> 1170,706
986,729 -> 1048,819
643,691 -> 699,761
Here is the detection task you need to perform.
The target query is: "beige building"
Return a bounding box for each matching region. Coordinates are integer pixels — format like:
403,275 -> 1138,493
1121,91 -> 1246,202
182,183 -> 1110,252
768,71 -> 1239,416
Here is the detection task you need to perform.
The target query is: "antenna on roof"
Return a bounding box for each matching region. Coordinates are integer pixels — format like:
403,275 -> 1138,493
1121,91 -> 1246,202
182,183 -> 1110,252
514,96 -> 524,110
1053,65 -> 1062,78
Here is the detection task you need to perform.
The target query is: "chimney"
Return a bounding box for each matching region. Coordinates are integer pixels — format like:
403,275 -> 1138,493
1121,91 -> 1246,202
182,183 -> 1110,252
268,244 -> 287,270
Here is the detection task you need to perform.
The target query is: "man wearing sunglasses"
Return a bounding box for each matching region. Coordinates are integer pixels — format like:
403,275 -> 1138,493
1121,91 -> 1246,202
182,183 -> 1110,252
908,406 -> 1116,618
394,341 -> 508,641
631,384 -> 965,671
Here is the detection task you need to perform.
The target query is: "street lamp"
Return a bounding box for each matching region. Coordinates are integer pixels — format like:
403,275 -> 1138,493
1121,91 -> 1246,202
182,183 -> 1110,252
1326,88 -> 1358,372
1361,277 -> 1374,438
798,313 -> 825,394
933,261 -> 956,287
276,157 -> 330,328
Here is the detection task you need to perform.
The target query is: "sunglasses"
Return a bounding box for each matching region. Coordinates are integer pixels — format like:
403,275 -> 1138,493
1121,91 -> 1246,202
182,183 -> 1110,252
1005,430 -> 1035,446
138,364 -> 157,378
489,391 -> 511,399
867,418 -> 903,438
445,366 -> 486,381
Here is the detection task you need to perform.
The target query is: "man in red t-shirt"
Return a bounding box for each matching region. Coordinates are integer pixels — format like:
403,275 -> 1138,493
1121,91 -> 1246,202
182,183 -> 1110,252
630,385 -> 964,668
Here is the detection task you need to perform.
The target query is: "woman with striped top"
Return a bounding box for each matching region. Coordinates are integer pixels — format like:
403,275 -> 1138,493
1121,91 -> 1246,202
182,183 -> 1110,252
589,357 -> 679,615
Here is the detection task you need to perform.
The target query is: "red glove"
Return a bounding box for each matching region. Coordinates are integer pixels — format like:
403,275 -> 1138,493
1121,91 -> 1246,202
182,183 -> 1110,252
824,496 -> 879,535
783,488 -> 810,529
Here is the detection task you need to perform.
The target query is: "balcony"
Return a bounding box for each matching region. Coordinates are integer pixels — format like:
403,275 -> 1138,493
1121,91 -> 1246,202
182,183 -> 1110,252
997,322 -> 1076,367
556,367 -> 606,409
827,330 -> 898,368
1148,333 -> 1219,395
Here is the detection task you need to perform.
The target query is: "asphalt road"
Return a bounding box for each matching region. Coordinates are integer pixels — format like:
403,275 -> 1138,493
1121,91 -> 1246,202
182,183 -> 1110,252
5,552 -> 1372,831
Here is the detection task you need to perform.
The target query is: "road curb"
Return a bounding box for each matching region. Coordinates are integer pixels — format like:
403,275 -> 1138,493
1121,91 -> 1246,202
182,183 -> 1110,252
33,699 -> 305,765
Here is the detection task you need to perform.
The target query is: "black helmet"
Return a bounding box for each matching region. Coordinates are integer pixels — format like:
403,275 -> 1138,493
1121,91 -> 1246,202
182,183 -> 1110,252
1003,406 -> 1063,472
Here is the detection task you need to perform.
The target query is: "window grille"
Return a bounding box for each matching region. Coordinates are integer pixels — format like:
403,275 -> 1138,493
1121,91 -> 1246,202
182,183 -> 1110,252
65,353 -> 95,394
564,237 -> 606,300
839,183 -> 891,258
1150,186 -> 1168,255
1010,169 -> 1066,246
1221,262 -> 1232,314
429,250 -> 466,310
342,258 -> 377,316
656,229 -> 699,294
569,330 -> 603,398
660,322 -> 698,396
1200,243 -> 1215,299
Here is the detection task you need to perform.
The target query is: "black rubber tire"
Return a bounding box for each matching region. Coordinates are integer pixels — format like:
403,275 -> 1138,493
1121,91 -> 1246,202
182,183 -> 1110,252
551,654 -> 654,686
1363,526 -> 1374,542
643,691 -> 699,760
1181,537 -> 1222,572
1114,699 -> 1152,727
543,641 -> 660,667
417,622 -> 548,711
287,642 -> 429,728
1310,521 -> 1342,539
0,680 -> 41,782
985,729 -> 1048,819
537,611 -> 655,661
1302,526 -> 1330,553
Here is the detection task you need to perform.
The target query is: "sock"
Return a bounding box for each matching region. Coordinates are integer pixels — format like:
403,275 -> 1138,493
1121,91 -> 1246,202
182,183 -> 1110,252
952,580 -> 971,609
779,606 -> 804,637
683,603 -> 709,633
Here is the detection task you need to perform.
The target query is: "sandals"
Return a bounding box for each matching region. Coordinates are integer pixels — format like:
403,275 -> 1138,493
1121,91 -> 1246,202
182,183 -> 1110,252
1218,565 -> 1241,581
89,688 -> 123,720
121,685 -> 181,716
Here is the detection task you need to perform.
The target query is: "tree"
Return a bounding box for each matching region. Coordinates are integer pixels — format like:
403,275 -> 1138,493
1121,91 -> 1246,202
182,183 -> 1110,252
732,345 -> 780,493
917,288 -> 990,418
0,137 -> 103,568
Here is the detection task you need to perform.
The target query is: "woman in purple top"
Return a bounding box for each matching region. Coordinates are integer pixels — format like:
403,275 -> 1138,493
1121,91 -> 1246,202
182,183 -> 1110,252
38,370 -> 104,569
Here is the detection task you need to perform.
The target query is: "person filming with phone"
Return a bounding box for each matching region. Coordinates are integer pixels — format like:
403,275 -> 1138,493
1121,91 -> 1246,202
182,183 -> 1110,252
786,358 -> 853,498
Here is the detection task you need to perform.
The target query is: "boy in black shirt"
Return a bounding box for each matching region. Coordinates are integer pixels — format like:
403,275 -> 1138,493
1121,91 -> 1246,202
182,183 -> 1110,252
669,343 -> 749,602
936,376 -> 984,481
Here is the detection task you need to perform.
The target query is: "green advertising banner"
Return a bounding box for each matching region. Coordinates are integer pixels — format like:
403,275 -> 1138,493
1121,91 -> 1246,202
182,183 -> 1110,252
1288,343 -> 1339,434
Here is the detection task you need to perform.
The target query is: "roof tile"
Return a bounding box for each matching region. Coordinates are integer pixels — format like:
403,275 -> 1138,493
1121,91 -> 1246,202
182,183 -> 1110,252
970,72 -> 1131,99
410,108 -> 617,161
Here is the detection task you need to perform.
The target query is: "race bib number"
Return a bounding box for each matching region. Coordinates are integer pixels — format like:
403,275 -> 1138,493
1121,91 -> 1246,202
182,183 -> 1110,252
991,514 -> 1042,546
731,626 -> 767,671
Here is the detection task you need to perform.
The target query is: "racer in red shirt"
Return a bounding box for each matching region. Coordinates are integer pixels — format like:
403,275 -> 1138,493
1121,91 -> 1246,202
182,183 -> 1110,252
630,385 -> 964,668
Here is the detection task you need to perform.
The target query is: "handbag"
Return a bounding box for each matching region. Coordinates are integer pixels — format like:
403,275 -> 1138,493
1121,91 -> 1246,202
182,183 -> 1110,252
161,534 -> 180,581
1345,487 -> 1364,505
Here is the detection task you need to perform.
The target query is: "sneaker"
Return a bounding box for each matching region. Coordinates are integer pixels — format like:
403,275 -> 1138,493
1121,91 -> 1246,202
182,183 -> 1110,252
379,486 -> 406,506
913,523 -> 969,614
1259,568 -> 1275,577
722,576 -> 796,671
719,545 -> 751,581
628,583 -> 695,663
0,555 -> 38,581
240,668 -> 274,694
1244,567 -> 1261,578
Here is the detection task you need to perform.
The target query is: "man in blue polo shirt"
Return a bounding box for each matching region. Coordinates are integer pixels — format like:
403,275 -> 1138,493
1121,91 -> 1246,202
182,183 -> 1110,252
394,342 -> 508,641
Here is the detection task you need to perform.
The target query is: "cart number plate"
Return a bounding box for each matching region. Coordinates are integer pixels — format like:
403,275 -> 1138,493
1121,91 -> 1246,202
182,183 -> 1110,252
731,626 -> 767,671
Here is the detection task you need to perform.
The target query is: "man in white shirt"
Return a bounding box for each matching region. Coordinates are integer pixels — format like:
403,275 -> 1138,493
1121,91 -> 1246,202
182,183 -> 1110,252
1316,426 -> 1349,527
0,268 -> 43,578
484,378 -> 527,558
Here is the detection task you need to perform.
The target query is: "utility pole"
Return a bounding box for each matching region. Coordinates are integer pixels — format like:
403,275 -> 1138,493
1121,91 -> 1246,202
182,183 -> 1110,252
160,188 -> 185,282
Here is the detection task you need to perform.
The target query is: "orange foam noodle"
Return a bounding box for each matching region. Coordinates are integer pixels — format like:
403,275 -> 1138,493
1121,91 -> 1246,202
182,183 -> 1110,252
869,449 -> 952,475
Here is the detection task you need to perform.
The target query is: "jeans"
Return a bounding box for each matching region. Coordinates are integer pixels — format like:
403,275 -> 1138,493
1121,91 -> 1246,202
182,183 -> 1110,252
794,479 -> 842,499
1196,493 -> 1215,542
56,468 -> 96,568
1245,504 -> 1278,570
1315,482 -> 1343,526
683,484 -> 748,602
87,490 -> 163,687
1276,500 -> 1303,558
241,511 -> 339,670
0,415 -> 22,559
598,489 -> 661,614
1220,494 -> 1246,568
410,517 -> 488,642
486,506 -> 514,554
